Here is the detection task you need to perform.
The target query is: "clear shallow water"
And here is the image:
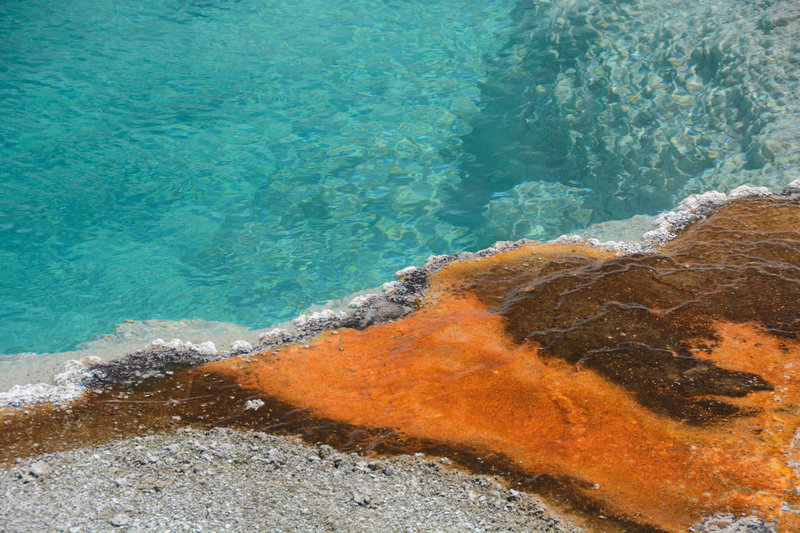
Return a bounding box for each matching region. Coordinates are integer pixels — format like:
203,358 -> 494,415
0,0 -> 516,353
2,0 -> 799,355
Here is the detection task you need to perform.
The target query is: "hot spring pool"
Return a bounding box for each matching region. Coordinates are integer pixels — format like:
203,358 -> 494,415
1,0 -> 799,356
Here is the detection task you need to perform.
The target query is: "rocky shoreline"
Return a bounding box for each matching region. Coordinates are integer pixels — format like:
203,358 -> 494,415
0,427 -> 575,533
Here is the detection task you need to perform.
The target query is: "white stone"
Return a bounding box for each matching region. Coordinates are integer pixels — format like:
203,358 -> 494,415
147,338 -> 185,351
230,340 -> 252,353
551,234 -> 584,244
147,338 -> 166,350
184,341 -> 217,356
0,356 -> 103,407
110,513 -> 130,527
729,185 -> 770,198
29,461 -> 49,477
53,356 -> 101,387
0,382 -> 81,407
785,179 -> 800,193
424,254 -> 449,268
348,294 -> 379,309
676,190 -> 728,212
394,266 -> 418,279
380,281 -> 399,295
244,399 -> 265,411
492,240 -> 517,252
292,309 -> 347,329
0,354 -> 108,407
257,328 -> 291,344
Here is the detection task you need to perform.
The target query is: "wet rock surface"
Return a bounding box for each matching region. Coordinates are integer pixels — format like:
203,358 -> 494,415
0,428 -> 572,533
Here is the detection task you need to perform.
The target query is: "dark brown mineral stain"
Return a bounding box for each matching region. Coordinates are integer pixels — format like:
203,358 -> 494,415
500,197 -> 800,423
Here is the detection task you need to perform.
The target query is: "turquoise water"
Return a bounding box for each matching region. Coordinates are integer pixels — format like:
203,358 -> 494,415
2,0 -> 799,355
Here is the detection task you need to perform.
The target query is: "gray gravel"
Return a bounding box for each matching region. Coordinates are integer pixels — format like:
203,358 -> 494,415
690,514 -> 775,533
0,427 -> 576,532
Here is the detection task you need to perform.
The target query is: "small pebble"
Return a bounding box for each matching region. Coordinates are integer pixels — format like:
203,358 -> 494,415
244,399 -> 265,411
29,461 -> 48,477
110,513 -> 130,527
352,491 -> 370,506
165,443 -> 180,454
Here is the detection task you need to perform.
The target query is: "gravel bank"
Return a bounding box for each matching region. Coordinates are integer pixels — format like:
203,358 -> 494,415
0,427 -> 576,532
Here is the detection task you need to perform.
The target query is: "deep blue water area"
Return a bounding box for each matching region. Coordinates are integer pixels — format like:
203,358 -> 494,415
2,0 -> 799,354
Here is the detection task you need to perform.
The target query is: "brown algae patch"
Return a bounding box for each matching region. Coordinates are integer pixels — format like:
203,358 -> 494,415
5,195 -> 800,530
